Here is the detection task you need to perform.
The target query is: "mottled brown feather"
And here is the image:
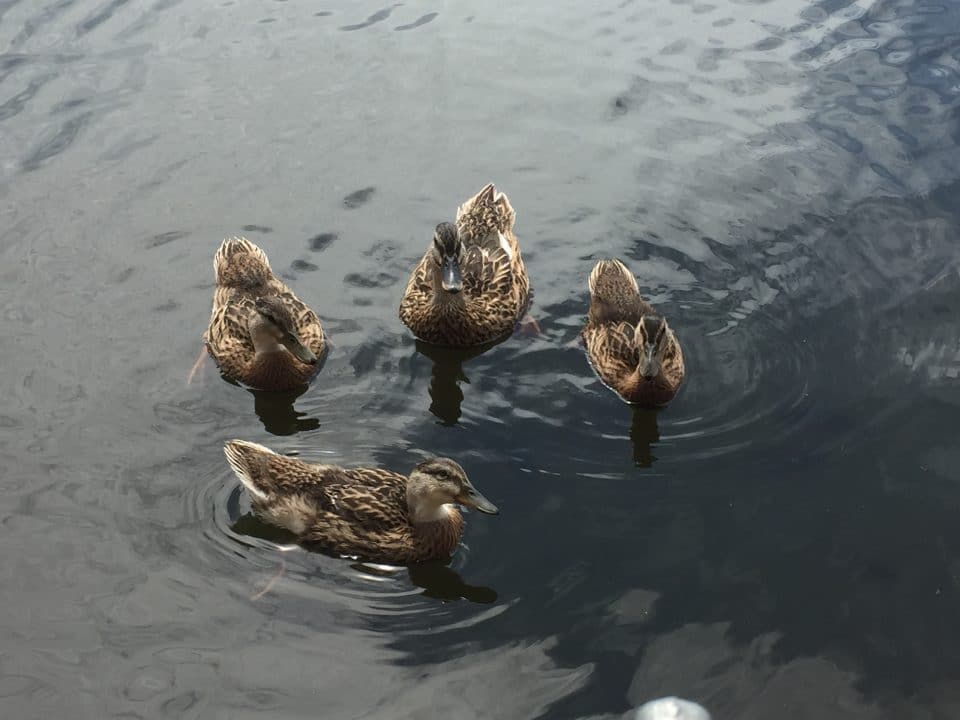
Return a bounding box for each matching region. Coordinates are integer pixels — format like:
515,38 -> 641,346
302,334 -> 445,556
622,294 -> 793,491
204,237 -> 325,390
224,441 -> 470,564
399,183 -> 530,346
582,259 -> 685,407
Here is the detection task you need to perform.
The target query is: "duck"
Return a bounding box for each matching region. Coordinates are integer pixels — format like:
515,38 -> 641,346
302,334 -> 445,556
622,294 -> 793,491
581,258 -> 684,407
203,236 -> 325,391
399,183 -> 530,346
223,440 -> 499,564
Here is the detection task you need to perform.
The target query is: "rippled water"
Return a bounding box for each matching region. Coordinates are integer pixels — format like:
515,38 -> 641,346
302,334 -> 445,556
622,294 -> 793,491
3,0 -> 960,717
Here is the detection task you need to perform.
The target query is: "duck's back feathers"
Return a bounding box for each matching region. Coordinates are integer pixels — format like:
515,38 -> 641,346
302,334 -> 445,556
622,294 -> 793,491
225,441 -> 400,502
587,259 -> 654,326
224,440 -> 409,525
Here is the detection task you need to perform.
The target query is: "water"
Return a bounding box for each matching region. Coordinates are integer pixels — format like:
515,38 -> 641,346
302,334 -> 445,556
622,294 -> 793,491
2,0 -> 960,717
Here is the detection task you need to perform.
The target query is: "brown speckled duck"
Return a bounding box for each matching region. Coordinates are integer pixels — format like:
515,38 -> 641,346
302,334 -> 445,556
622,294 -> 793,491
203,237 -> 325,391
223,440 -> 499,564
399,183 -> 530,346
582,259 -> 685,407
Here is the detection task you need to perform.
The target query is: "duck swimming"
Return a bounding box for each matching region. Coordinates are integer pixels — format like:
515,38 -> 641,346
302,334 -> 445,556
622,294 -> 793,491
223,440 -> 499,564
581,258 -> 684,407
399,183 -> 530,346
202,236 -> 325,391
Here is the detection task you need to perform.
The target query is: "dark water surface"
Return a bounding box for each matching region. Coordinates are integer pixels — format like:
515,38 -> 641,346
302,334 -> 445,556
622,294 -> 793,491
3,0 -> 960,717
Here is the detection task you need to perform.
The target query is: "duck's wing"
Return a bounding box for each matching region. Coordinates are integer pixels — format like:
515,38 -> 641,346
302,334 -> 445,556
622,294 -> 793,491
224,441 -> 407,525
398,253 -> 435,325
206,297 -> 256,377
317,467 -> 410,527
455,184 -> 526,313
582,321 -> 639,389
461,242 -> 515,302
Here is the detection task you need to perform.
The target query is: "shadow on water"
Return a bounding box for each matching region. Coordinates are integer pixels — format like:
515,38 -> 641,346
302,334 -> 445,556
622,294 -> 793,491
414,338 -> 506,425
248,386 -> 321,436
406,562 -> 497,604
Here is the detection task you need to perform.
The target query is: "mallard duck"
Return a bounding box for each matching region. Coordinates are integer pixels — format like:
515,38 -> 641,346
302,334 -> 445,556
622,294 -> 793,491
581,259 -> 684,407
203,237 -> 325,391
399,183 -> 530,346
223,440 -> 499,564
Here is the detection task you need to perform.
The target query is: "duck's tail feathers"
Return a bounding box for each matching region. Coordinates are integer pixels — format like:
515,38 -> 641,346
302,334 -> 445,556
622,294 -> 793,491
214,236 -> 272,287
224,440 -> 277,500
456,182 -> 516,234
588,258 -> 639,298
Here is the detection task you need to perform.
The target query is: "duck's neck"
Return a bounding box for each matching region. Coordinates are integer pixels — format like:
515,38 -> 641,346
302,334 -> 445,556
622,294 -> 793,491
245,316 -> 307,389
410,504 -> 465,558
410,502 -> 457,524
621,367 -> 674,406
248,315 -> 285,355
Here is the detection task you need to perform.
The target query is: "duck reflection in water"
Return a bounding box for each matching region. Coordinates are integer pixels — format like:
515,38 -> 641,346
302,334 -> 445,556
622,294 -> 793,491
365,560 -> 498,604
191,336 -> 326,436
630,407 -> 661,467
232,515 -> 497,604
247,385 -> 321,436
414,338 -> 504,425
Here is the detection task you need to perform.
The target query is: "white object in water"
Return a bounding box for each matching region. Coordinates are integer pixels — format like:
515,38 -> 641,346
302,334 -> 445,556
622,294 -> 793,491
634,697 -> 711,720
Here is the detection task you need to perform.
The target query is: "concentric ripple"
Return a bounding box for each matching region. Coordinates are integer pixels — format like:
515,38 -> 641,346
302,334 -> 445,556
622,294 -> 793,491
180,446 -> 507,639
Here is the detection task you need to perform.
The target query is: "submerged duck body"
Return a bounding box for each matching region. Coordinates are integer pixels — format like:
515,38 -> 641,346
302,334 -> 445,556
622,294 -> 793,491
581,259 -> 685,407
204,237 -> 325,391
399,183 -> 530,346
223,440 -> 499,564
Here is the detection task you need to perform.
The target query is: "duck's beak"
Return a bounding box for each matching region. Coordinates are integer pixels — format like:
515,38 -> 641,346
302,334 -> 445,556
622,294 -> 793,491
640,344 -> 659,380
282,333 -> 318,365
441,255 -> 463,294
459,485 -> 498,515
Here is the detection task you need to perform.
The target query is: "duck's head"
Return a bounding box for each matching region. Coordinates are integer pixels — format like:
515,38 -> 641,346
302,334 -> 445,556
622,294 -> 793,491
430,222 -> 465,294
632,315 -> 677,380
407,457 -> 498,522
251,296 -> 318,365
